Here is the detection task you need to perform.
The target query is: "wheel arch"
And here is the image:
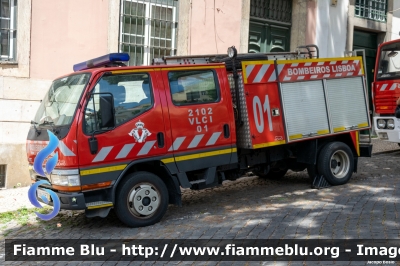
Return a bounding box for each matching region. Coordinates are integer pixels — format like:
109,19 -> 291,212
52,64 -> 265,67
112,158 -> 182,206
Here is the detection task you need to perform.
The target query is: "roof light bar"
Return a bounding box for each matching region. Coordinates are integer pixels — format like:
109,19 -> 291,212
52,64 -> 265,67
73,53 -> 130,72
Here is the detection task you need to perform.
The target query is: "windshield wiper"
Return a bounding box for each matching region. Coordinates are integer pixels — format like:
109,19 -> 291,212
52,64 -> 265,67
39,118 -> 59,135
31,121 -> 41,136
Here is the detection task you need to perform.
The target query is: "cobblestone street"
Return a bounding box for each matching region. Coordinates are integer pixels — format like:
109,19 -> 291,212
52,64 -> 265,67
1,139 -> 400,265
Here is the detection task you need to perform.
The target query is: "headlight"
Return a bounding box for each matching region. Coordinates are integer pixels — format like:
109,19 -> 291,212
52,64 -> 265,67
50,169 -> 80,186
387,119 -> 395,129
377,119 -> 386,129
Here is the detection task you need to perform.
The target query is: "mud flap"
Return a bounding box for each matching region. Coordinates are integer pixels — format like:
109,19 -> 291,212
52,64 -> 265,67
85,207 -> 112,218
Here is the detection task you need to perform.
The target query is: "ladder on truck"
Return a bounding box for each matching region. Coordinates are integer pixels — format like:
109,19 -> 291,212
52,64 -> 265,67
152,44 -> 320,66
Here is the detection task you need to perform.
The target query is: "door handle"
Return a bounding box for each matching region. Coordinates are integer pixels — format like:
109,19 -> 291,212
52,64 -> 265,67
157,132 -> 164,148
223,124 -> 230,138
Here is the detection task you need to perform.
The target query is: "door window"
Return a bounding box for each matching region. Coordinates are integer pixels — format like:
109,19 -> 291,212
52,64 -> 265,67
168,70 -> 219,105
84,73 -> 152,134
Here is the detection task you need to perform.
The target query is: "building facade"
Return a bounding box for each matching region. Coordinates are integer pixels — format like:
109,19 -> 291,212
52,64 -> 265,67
0,0 -> 398,188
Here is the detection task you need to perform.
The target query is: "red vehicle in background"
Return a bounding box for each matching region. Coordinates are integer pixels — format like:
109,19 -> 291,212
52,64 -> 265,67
373,39 -> 400,141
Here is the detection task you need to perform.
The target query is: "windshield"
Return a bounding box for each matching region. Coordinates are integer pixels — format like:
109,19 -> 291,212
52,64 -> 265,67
33,73 -> 90,126
377,42 -> 400,80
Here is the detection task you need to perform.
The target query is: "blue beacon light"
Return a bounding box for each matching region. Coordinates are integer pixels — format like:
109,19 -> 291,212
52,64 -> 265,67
73,53 -> 130,72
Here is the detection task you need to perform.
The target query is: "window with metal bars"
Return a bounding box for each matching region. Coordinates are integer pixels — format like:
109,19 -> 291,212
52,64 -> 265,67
355,0 -> 387,22
0,165 -> 6,188
0,0 -> 16,61
119,0 -> 178,66
250,0 -> 292,23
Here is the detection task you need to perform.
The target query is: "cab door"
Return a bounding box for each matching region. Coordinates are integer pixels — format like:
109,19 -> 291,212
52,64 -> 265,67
160,66 -> 236,172
76,70 -> 167,185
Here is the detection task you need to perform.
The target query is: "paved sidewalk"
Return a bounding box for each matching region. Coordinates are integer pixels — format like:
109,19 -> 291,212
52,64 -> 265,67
0,138 -> 396,214
1,138 -> 399,265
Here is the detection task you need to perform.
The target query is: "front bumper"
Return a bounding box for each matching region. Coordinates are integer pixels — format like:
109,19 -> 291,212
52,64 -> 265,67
37,189 -> 86,210
374,116 -> 400,143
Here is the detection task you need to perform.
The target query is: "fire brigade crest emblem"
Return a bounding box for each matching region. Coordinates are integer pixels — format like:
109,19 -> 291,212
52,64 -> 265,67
129,120 -> 151,143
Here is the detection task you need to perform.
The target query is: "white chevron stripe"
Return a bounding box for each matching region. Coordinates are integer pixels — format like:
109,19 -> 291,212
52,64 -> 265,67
58,141 -> 76,156
188,134 -> 204,149
168,137 -> 186,151
311,75 -> 318,79
329,61 -> 337,65
389,84 -> 397,91
379,84 -> 388,91
116,143 -> 135,159
291,63 -> 299,67
304,62 -> 312,66
347,72 -> 354,76
317,62 -> 325,65
206,132 -> 222,146
323,74 -> 330,78
341,60 -> 348,64
335,73 -> 342,77
245,64 -> 255,79
277,64 -> 284,76
297,76 -> 305,80
137,141 -> 156,156
254,64 -> 270,83
283,76 -> 291,81
92,146 -> 113,162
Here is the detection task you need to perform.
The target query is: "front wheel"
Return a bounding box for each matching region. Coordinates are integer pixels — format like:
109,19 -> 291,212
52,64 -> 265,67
317,142 -> 354,185
115,171 -> 169,227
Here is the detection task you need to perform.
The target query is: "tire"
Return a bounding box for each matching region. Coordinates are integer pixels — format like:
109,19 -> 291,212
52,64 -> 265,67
115,171 -> 169,227
317,142 -> 354,185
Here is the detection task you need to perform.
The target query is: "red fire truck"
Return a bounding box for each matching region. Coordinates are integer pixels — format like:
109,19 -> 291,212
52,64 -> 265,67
27,46 -> 372,227
372,39 -> 400,142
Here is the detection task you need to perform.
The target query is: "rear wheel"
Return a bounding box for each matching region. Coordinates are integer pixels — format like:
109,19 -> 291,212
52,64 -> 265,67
115,171 -> 169,227
317,142 -> 354,185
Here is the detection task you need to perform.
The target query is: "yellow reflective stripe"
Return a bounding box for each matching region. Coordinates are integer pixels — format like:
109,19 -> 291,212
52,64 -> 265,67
162,65 -> 225,71
356,131 -> 360,156
87,203 -> 114,210
161,148 -> 237,164
358,122 -> 369,128
276,56 -> 362,65
253,140 -> 286,149
80,164 -> 127,176
110,69 -> 157,74
175,148 -> 235,162
333,127 -> 346,133
317,129 -> 330,135
242,60 -> 276,65
289,134 -> 303,140
161,158 -> 175,164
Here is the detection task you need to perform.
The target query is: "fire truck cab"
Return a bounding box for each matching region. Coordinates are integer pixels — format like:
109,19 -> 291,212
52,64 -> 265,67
373,39 -> 400,142
27,46 -> 373,227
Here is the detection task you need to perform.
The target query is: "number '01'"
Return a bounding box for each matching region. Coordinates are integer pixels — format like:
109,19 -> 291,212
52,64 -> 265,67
253,95 -> 273,133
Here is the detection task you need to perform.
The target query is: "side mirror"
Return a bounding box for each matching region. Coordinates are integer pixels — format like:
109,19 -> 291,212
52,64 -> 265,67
99,94 -> 115,128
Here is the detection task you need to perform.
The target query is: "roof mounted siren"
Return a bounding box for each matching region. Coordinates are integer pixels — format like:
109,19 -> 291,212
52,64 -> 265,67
73,53 -> 130,72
